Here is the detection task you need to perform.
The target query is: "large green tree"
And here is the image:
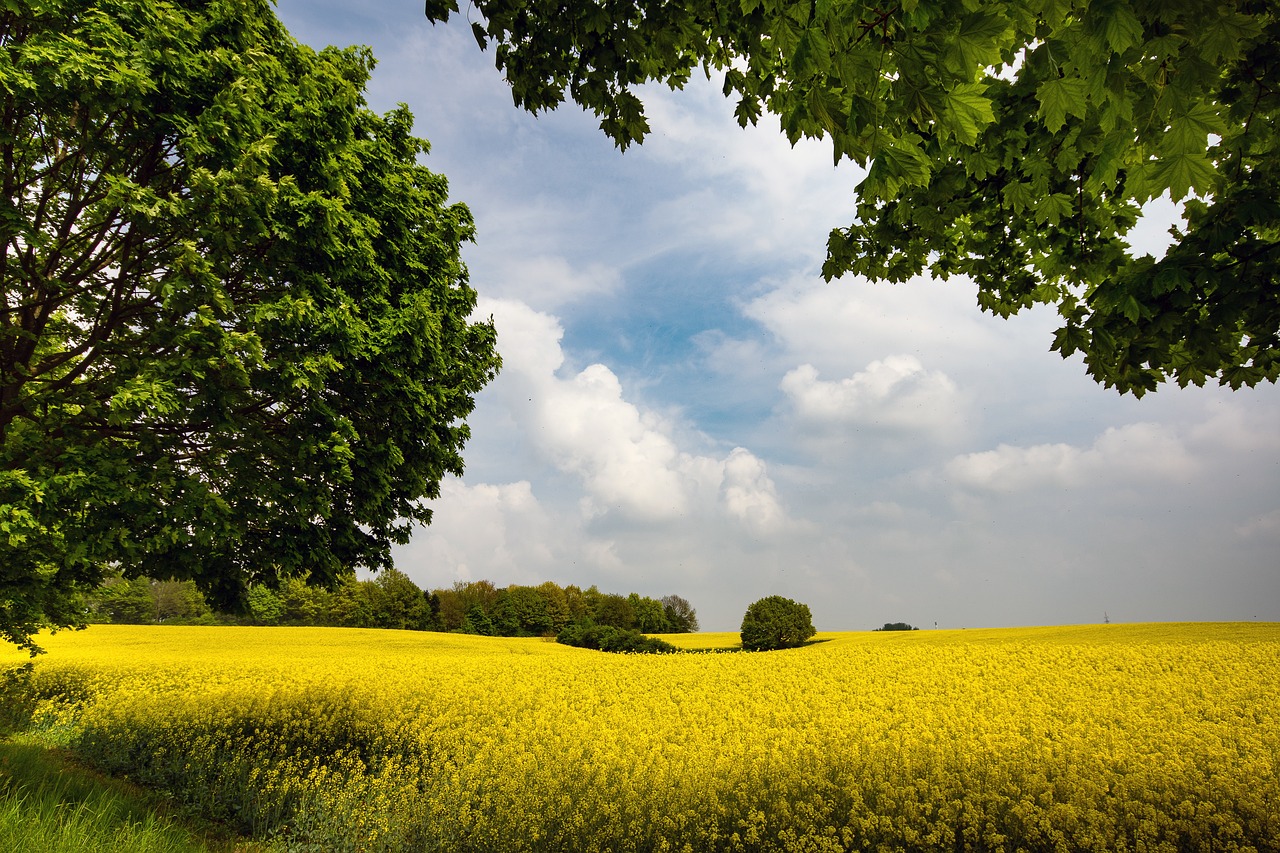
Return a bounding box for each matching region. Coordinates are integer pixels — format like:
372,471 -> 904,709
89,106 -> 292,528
740,595 -> 816,651
1,0 -> 499,651
429,0 -> 1278,395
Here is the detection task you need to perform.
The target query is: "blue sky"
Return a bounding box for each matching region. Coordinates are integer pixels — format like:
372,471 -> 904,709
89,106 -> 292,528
276,0 -> 1279,632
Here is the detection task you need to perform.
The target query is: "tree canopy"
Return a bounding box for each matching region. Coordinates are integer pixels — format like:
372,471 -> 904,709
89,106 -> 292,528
740,595 -> 816,651
429,0 -> 1278,395
1,0 -> 499,651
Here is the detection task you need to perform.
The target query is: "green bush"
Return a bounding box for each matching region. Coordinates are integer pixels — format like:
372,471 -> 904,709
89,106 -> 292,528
556,622 -> 677,654
740,596 -> 816,651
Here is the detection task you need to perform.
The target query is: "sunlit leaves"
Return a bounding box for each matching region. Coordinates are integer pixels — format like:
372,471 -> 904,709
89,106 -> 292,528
937,82 -> 994,145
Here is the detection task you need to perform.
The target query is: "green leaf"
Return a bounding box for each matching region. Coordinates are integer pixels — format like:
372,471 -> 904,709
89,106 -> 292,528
1119,294 -> 1143,322
1196,11 -> 1262,64
944,12 -> 1010,77
1036,76 -> 1088,133
1001,180 -> 1034,213
1099,4 -> 1143,54
1085,134 -> 1130,192
1162,102 -> 1224,157
1052,323 -> 1090,356
792,28 -> 832,78
1148,152 -> 1217,201
863,135 -> 933,199
937,82 -> 994,145
1034,192 -> 1072,225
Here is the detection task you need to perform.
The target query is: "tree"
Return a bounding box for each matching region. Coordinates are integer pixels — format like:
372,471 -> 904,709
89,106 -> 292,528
90,576 -> 157,625
740,595 -> 816,651
370,569 -> 429,630
556,621 -> 677,654
151,579 -> 212,623
1,0 -> 499,651
628,592 -> 673,634
459,603 -> 495,636
492,585 -> 554,636
430,0 -> 1278,395
535,580 -> 572,633
661,594 -> 699,633
592,592 -> 636,630
244,584 -> 285,626
432,585 -> 466,632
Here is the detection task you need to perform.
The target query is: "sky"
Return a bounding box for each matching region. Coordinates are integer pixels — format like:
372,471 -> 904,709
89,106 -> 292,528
275,0 -> 1279,632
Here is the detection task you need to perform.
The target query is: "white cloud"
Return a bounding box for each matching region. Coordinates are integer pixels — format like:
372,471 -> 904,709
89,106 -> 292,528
946,422 -> 1197,493
742,272 -> 1022,376
636,76 -> 862,262
547,363 -> 693,520
720,447 -> 791,535
400,479 -> 559,585
479,297 -> 800,530
780,357 -> 961,435
485,255 -> 621,308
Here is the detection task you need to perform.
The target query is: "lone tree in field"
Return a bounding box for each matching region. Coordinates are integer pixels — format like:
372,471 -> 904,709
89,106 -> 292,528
740,596 -> 816,651
429,0 -> 1279,396
0,0 -> 499,652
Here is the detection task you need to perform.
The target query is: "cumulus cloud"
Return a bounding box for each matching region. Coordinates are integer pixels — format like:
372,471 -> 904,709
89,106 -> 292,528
946,422 -> 1198,493
399,479 -> 564,585
636,76 -> 862,262
720,447 -> 791,535
482,254 -> 622,309
780,357 -> 961,435
480,297 -> 800,530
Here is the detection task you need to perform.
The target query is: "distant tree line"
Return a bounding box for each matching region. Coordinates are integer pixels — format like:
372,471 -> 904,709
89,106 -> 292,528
874,623 -> 919,632
79,573 -> 699,638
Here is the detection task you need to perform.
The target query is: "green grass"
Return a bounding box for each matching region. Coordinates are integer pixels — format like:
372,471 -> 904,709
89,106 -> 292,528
0,738 -> 277,853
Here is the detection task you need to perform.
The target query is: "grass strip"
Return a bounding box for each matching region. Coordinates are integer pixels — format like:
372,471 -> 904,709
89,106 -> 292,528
0,739 -> 276,853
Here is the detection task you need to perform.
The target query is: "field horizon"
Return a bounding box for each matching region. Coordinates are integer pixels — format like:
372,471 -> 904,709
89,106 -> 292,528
3,621 -> 1278,851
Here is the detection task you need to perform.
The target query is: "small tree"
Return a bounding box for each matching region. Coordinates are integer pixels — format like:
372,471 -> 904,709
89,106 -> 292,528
661,594 -> 699,633
740,596 -> 816,652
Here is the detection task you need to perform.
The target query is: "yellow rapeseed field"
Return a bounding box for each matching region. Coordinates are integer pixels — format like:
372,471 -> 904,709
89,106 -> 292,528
2,623 -> 1278,852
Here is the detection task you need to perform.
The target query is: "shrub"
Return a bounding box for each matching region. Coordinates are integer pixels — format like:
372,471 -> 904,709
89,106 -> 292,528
556,622 -> 677,654
740,596 -> 816,651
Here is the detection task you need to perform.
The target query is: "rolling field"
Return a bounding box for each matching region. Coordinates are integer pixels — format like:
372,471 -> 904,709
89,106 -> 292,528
2,623 -> 1278,852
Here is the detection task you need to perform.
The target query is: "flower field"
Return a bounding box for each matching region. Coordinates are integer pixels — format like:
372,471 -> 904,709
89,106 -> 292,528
2,623 -> 1278,852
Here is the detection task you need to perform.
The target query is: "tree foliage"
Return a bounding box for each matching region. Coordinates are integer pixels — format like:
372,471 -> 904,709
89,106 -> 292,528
1,0 -> 499,651
75,572 -> 698,641
740,595 -> 816,651
661,594 -> 699,633
429,0 -> 1279,395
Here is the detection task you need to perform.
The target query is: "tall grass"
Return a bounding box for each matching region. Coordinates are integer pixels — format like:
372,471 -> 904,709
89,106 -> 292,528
0,740 -> 274,853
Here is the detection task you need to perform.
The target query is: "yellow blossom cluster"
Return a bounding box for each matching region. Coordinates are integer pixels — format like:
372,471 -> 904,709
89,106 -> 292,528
3,623 -> 1278,852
